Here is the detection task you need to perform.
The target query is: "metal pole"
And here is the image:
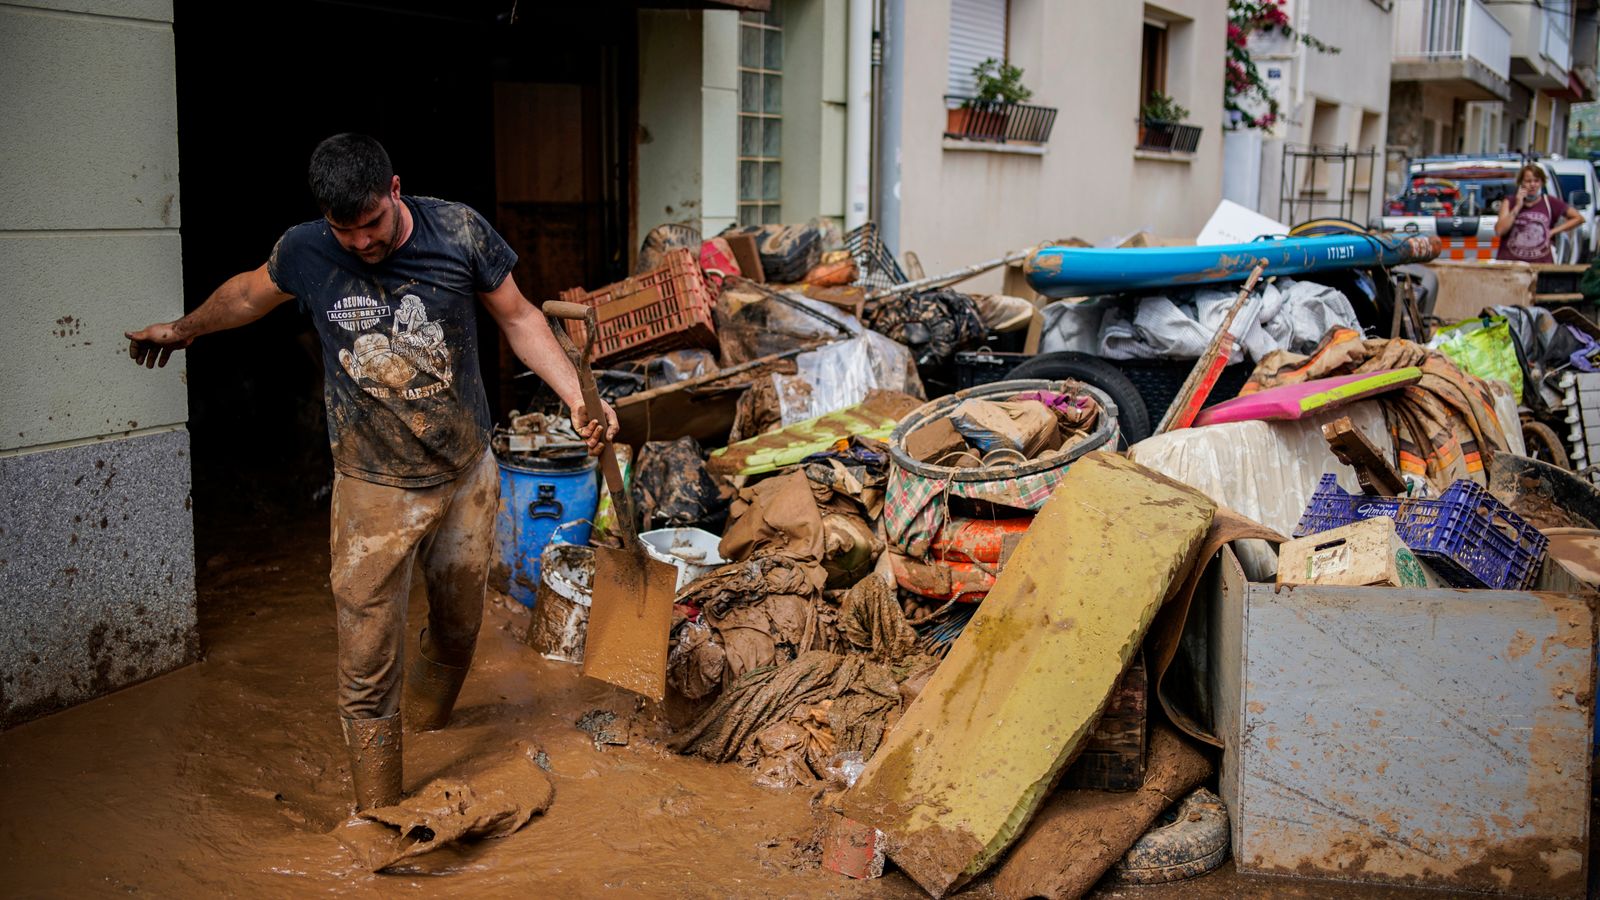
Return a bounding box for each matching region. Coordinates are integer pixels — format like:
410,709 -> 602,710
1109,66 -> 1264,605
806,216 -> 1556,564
875,0 -> 904,255
845,0 -> 873,230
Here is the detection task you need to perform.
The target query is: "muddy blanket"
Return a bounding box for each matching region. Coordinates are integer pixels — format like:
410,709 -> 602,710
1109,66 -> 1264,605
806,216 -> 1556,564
632,436 -> 728,533
1244,328 -> 1512,489
671,650 -> 902,766
670,552 -> 830,694
864,288 -> 986,366
992,726 -> 1213,900
333,746 -> 554,872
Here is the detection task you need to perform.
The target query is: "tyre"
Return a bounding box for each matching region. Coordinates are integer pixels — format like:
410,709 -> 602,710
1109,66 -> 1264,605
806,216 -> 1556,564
1108,788 -> 1230,885
1006,351 -> 1152,446
1521,416 -> 1571,470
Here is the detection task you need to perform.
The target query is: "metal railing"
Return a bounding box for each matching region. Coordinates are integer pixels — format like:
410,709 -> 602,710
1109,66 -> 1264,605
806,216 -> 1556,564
1136,120 -> 1202,154
1543,1 -> 1573,72
943,96 -> 1058,144
1392,0 -> 1511,82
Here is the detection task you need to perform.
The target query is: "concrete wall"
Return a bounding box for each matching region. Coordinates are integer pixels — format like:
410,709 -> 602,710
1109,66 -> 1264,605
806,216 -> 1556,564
637,1 -> 847,242
1251,0 -> 1392,223
0,0 -> 196,728
896,0 -> 1226,289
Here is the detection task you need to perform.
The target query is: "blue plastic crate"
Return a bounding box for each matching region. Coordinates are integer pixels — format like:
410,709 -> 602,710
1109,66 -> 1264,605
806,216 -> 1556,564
1293,474 -> 1548,591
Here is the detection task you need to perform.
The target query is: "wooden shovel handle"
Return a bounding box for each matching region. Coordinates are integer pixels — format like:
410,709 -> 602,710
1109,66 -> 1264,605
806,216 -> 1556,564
540,300 -> 634,541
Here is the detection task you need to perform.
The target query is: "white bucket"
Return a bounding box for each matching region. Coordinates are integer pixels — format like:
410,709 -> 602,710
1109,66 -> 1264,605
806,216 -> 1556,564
530,544 -> 594,663
639,528 -> 726,591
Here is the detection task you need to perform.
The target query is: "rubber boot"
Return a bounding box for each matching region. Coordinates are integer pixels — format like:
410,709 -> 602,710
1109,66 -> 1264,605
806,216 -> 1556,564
403,633 -> 471,732
341,714 -> 403,811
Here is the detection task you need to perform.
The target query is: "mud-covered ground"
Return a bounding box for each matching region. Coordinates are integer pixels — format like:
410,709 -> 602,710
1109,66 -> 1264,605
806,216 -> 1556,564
0,508 -> 1576,897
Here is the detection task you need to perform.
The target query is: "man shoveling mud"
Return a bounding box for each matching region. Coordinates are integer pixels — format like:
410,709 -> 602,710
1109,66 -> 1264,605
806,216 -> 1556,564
125,133 -> 616,814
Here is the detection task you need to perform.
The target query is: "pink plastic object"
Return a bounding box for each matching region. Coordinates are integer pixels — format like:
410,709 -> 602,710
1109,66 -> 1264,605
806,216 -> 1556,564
1192,367 -> 1423,428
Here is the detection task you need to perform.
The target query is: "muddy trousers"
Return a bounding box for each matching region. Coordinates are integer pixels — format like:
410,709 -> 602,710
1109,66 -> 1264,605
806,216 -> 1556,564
330,449 -> 500,722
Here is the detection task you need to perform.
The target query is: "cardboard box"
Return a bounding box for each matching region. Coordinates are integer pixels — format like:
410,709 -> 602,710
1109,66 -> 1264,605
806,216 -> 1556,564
1276,516 -> 1441,589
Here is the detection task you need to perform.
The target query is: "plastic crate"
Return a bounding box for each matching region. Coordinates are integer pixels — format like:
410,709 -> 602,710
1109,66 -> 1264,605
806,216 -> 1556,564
953,350 -> 1030,389
557,248 -> 717,364
1293,474 -> 1548,591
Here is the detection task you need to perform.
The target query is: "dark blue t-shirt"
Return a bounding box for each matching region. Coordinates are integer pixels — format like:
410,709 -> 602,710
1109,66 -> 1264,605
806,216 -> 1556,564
267,196 -> 516,487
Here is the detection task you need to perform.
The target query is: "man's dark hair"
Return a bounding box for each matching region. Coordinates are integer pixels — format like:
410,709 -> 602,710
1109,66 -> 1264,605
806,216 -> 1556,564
308,133 -> 393,221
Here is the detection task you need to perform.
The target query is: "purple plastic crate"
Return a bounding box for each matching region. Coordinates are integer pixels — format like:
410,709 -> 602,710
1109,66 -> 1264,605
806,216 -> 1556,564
1293,474 -> 1548,591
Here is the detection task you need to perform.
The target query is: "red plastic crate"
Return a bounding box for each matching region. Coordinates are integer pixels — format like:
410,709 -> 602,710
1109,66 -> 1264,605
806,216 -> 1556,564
557,248 -> 718,364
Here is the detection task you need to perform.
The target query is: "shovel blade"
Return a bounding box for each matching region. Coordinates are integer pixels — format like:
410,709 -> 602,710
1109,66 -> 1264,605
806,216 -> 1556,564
580,542 -> 678,701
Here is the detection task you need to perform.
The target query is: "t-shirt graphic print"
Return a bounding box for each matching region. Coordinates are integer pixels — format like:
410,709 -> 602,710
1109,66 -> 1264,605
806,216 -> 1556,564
268,196 -> 517,487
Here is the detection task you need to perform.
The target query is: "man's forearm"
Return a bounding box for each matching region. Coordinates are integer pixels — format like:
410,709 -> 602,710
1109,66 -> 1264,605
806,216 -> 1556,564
502,311 -> 586,408
173,271 -> 281,340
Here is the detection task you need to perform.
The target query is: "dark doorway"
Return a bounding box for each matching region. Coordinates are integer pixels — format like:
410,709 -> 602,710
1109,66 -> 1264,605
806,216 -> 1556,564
173,0 -> 637,525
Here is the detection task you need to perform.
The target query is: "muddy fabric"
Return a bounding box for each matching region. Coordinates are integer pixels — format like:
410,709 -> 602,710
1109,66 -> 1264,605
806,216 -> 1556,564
1143,508 -> 1285,747
720,470 -> 825,563
667,620 -> 726,701
802,437 -> 891,520
1244,328 -> 1513,489
991,726 -> 1214,900
631,437 -> 728,533
675,552 -> 830,685
671,651 -> 901,765
269,197 -> 512,488
838,574 -> 917,663
864,288 -> 986,366
335,743 -> 555,871
330,448 -> 499,719
729,376 -> 786,443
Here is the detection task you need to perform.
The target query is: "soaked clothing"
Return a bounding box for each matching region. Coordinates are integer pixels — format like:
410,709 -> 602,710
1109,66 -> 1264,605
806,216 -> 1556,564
1497,195 -> 1569,263
330,449 -> 499,719
269,196 -> 516,488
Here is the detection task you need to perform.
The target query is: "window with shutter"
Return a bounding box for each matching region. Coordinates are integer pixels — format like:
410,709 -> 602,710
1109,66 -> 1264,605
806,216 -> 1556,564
947,0 -> 1007,98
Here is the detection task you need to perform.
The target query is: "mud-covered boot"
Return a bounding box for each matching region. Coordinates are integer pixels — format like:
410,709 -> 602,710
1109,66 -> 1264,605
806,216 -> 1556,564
341,714 -> 403,810
403,632 -> 472,732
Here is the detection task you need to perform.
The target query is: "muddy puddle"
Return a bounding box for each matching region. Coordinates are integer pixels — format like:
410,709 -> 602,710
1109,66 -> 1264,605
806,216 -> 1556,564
0,509 -> 1564,898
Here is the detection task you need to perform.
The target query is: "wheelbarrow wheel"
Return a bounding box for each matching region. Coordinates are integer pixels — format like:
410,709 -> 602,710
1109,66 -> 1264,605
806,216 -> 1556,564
1521,415 -> 1570,470
1006,351 -> 1151,446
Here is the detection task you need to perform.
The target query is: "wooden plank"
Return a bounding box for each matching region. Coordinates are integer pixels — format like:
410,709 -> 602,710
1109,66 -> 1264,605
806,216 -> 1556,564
1230,583 -> 1594,896
840,453 -> 1215,896
1427,260 -> 1536,322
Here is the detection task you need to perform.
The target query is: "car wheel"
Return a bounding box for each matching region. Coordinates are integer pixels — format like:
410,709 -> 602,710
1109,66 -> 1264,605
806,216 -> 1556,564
1006,351 -> 1152,446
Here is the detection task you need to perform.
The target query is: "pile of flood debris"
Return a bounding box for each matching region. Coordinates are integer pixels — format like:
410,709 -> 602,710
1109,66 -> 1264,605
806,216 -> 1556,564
484,215 -> 1600,899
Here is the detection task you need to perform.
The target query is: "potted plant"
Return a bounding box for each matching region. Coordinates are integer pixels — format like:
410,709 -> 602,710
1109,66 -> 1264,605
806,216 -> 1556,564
1139,91 -> 1191,150
948,57 -> 1033,140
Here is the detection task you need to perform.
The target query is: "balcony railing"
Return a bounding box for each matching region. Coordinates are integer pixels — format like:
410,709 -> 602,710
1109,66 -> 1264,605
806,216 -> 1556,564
1136,120 -> 1202,154
943,96 -> 1059,144
1392,0 -> 1511,82
1543,2 -> 1573,72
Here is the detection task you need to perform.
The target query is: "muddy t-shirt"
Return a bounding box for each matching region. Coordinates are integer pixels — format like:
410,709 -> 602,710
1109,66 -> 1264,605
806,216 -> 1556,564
268,196 -> 516,488
1497,194 -> 1569,263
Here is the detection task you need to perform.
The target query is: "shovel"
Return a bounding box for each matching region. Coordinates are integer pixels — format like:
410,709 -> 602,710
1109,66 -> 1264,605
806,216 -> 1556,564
542,301 -> 679,701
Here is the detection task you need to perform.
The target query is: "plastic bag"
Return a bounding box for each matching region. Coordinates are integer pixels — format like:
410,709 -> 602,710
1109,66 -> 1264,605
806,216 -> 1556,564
715,285 -> 853,366
773,328 -> 922,425
1428,316 -> 1524,402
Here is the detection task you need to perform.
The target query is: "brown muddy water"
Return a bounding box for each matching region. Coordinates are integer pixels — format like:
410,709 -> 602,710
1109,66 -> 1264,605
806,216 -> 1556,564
0,511 -> 1559,898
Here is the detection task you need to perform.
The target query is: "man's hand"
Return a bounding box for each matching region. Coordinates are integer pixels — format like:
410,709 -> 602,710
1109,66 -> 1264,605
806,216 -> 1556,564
125,322 -> 193,368
572,398 -> 619,453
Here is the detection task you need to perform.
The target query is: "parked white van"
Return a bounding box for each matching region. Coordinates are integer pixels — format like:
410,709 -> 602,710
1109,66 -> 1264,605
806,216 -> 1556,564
1549,157 -> 1599,262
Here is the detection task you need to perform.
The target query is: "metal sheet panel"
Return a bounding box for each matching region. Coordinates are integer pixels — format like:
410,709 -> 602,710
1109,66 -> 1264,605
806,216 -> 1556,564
1233,584 -> 1594,897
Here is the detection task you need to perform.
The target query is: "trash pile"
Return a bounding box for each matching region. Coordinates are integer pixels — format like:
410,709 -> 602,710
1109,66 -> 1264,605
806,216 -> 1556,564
489,215 -> 1599,899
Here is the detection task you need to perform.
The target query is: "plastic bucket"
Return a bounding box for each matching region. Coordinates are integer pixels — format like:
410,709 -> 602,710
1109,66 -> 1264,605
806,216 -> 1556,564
529,544 -> 594,663
495,454 -> 599,607
639,527 -> 726,591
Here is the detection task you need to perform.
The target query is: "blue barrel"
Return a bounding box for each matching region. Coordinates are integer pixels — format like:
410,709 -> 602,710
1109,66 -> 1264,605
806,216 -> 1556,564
495,454 -> 599,608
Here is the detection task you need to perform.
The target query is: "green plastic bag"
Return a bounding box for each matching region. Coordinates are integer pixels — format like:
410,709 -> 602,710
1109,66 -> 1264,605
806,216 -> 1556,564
1431,315 -> 1523,402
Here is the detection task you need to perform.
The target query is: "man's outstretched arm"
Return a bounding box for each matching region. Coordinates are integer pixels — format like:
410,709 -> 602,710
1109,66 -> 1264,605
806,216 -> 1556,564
479,273 -> 618,450
126,264 -> 293,368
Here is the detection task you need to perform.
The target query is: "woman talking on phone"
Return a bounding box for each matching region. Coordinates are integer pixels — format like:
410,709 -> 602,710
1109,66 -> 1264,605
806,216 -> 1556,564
1495,163 -> 1585,263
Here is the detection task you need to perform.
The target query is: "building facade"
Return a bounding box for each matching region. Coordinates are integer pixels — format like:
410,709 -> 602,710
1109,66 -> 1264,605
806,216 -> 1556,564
0,0 -> 198,728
